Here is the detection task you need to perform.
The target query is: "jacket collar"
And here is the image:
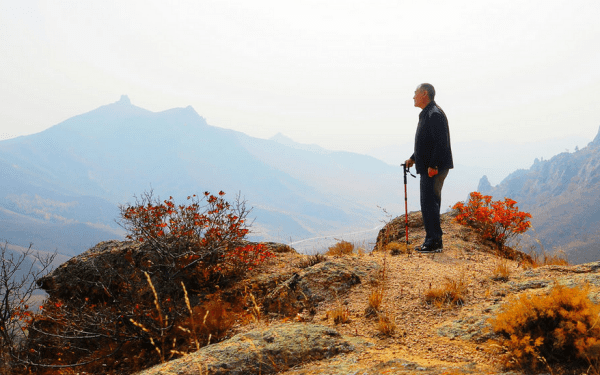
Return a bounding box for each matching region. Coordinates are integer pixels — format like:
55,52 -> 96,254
419,100 -> 436,117
423,100 -> 436,111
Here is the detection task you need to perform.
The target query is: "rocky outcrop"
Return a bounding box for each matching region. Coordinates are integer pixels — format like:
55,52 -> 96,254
37,240 -> 142,301
37,239 -> 297,302
136,323 -> 365,375
263,257 -> 379,316
374,211 -> 456,251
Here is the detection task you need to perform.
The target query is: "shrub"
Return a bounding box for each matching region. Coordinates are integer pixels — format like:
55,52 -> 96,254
119,191 -> 273,273
453,192 -> 532,250
326,240 -> 354,256
16,191 -> 272,374
489,284 -> 600,371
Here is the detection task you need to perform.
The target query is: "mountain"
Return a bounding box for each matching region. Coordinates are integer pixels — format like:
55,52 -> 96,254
478,126 -> 600,264
0,96 -> 404,256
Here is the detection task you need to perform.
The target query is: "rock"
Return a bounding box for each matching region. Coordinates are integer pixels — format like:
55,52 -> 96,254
374,211 -> 422,250
37,239 -> 297,303
508,279 -> 551,292
374,211 -> 457,251
37,240 -> 143,301
263,257 -> 378,317
136,323 -> 356,375
437,313 -> 497,343
258,241 -> 296,253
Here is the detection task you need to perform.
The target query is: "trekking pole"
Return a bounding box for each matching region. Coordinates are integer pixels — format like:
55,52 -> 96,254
400,163 -> 416,246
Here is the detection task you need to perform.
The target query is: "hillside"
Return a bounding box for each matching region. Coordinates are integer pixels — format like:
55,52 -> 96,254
0,96 -> 404,256
18,212 -> 599,375
479,126 -> 600,264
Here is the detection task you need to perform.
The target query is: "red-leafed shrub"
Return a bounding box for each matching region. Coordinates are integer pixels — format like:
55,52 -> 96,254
11,191 -> 273,375
119,191 -> 273,274
453,192 -> 532,250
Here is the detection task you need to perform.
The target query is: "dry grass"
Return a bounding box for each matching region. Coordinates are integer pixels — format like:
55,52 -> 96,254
128,273 -> 239,370
328,304 -> 351,325
368,288 -> 384,311
326,240 -> 355,256
424,276 -> 468,308
385,241 -> 411,256
365,287 -> 384,318
491,260 -> 511,281
523,241 -> 570,268
533,249 -> 570,266
376,313 -> 396,336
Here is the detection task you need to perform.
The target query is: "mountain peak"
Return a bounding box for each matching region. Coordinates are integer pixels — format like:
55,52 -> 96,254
592,125 -> 600,146
477,175 -> 492,194
117,95 -> 131,105
270,132 -> 294,145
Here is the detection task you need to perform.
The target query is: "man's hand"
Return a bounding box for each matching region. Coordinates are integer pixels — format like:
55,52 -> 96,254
404,159 -> 414,168
428,167 -> 438,178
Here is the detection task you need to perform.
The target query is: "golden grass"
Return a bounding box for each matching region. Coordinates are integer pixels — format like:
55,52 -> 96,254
328,304 -> 351,325
491,260 -> 511,281
523,241 -> 570,268
368,288 -> 384,311
377,313 -> 397,336
385,241 -> 411,256
326,240 -> 355,256
424,276 -> 468,308
365,287 -> 384,318
489,284 -> 600,371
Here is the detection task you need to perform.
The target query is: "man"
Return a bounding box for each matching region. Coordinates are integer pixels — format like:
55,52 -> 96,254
405,83 -> 453,253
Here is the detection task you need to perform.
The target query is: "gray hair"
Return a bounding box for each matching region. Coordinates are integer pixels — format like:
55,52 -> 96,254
418,83 -> 436,101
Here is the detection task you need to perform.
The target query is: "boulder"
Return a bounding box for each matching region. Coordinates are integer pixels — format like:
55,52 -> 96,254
136,323 -> 357,375
37,239 -> 297,302
37,240 -> 142,301
263,257 -> 378,316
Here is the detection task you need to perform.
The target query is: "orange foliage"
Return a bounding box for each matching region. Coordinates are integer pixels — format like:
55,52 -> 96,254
10,191 -> 271,375
489,284 -> 600,371
120,191 -> 273,278
453,192 -> 532,250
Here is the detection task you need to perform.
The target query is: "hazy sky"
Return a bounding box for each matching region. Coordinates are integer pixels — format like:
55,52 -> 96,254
2,0 -> 600,156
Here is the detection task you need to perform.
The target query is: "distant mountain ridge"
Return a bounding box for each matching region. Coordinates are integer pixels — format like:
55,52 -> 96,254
0,96 -> 403,256
478,126 -> 600,264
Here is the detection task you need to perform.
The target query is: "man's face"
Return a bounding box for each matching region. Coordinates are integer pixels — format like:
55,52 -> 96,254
413,88 -> 428,109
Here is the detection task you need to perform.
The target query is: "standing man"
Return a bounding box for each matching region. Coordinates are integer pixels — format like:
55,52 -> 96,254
405,83 -> 453,253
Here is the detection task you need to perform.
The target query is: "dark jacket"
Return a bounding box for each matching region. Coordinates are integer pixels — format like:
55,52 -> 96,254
410,101 -> 454,175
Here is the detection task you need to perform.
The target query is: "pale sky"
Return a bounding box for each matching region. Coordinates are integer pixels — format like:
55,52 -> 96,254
1,0 -> 600,156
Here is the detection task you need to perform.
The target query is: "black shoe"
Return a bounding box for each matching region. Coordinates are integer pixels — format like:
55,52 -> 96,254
415,241 -> 443,253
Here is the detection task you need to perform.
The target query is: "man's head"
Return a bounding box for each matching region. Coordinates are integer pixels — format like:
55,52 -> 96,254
413,83 -> 435,109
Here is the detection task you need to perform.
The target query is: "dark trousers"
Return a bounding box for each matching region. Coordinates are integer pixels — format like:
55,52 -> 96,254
420,169 -> 449,244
